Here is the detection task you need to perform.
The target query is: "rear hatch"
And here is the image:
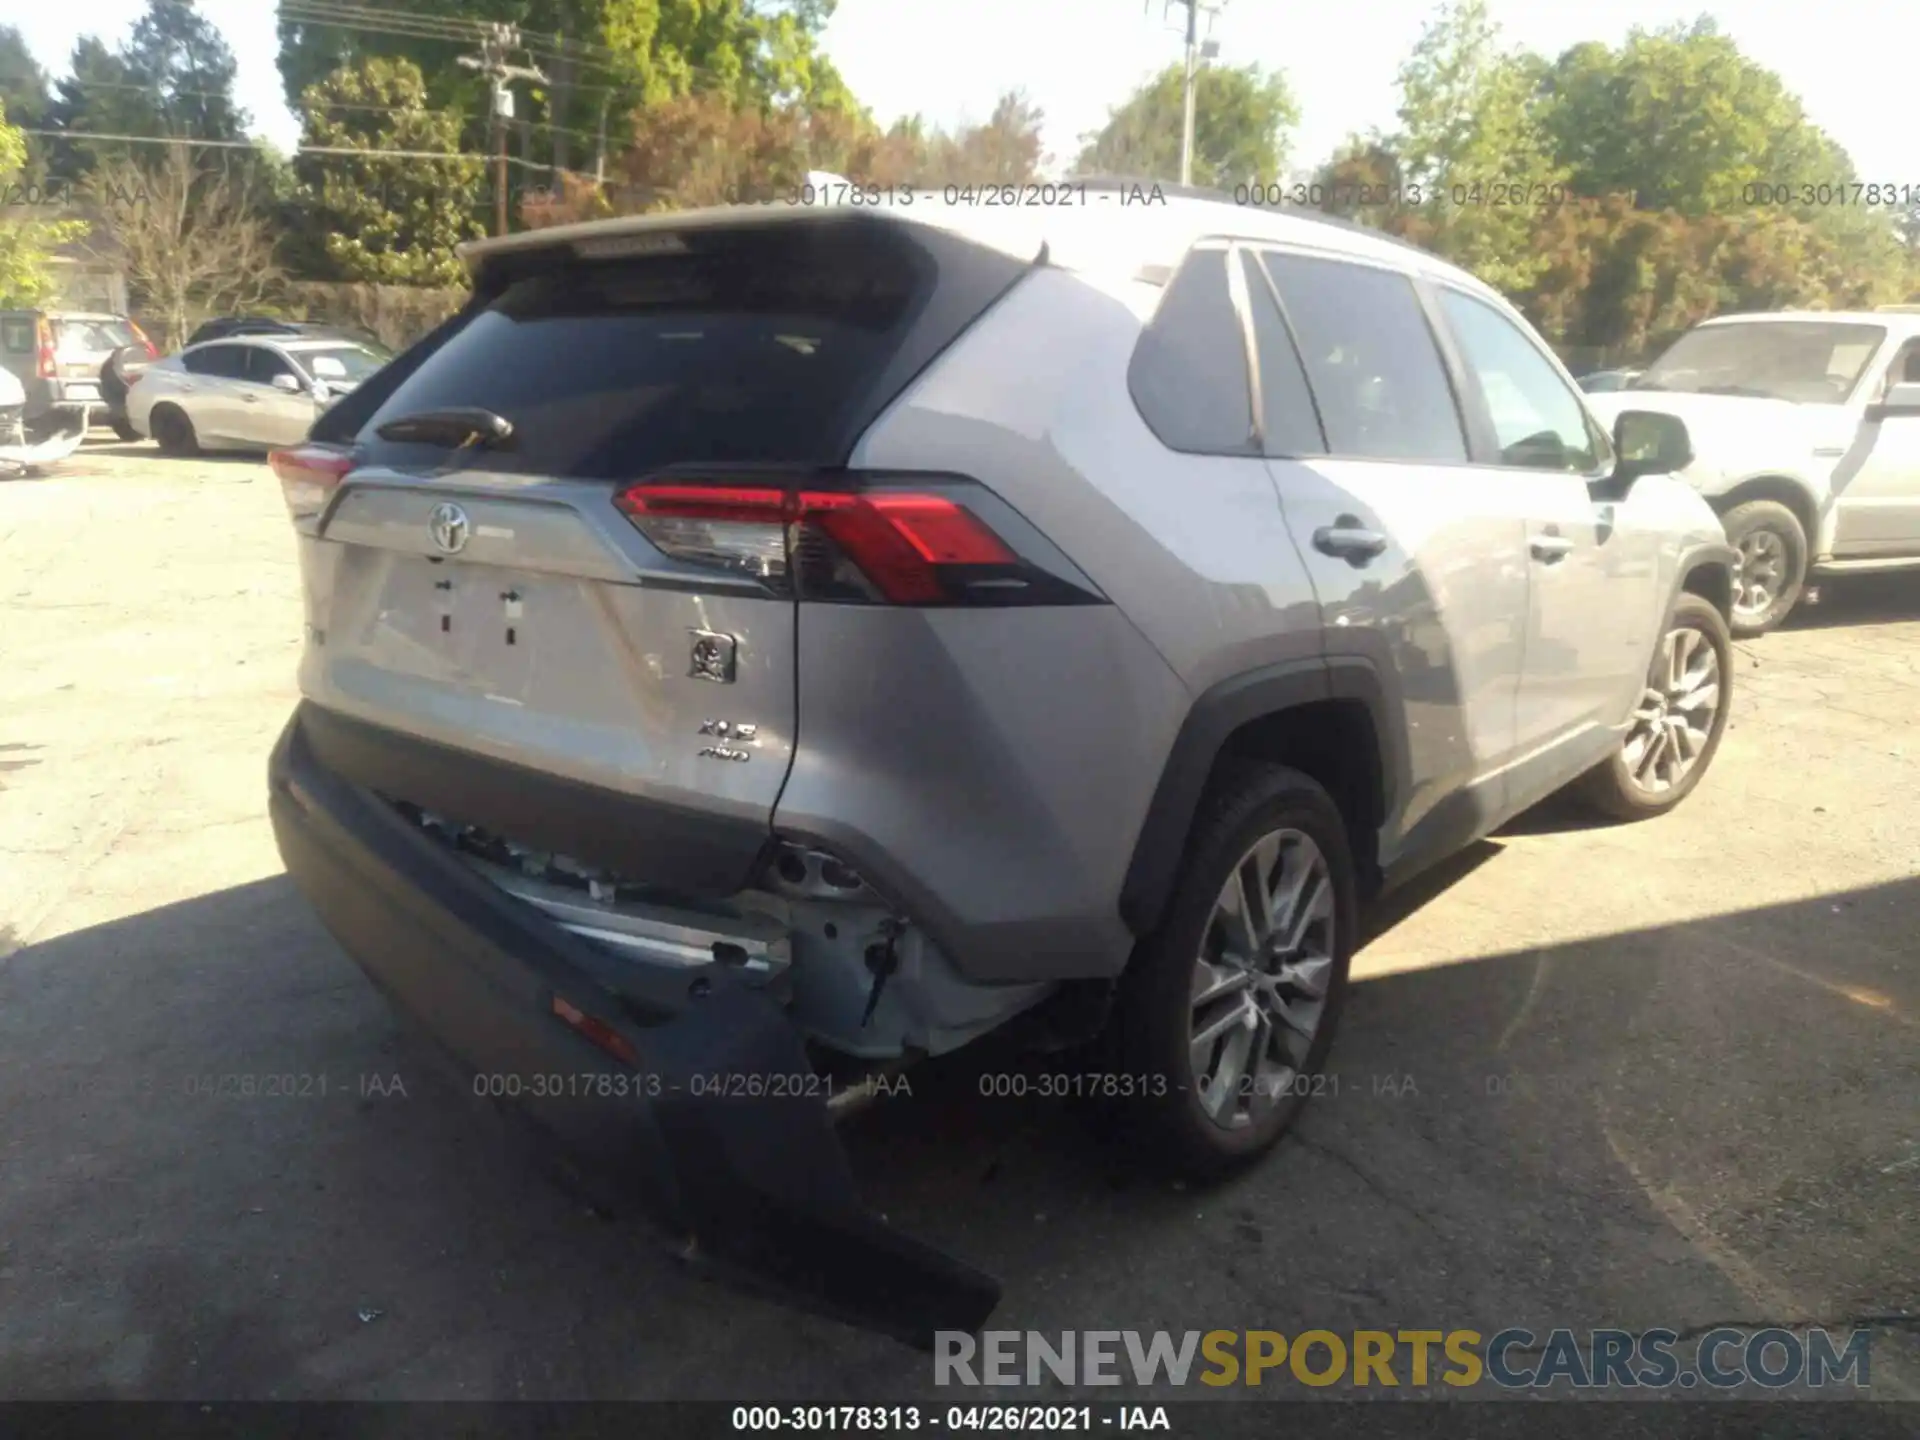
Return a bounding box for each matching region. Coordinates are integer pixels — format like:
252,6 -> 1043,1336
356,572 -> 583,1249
51,316 -> 143,402
282,211 -> 1035,896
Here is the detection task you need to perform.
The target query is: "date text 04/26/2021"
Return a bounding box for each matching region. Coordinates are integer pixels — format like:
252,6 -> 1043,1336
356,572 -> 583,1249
766,181 -> 1169,209
729,1406 -> 1170,1432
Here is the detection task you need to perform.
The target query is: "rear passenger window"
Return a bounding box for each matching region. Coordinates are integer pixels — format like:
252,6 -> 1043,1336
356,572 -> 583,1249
2,320 -> 32,352
1240,252 -> 1326,457
1259,251 -> 1467,463
1129,246 -> 1256,456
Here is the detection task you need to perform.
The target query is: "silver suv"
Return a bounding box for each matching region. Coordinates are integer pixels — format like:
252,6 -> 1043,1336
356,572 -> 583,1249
266,190 -> 1737,1346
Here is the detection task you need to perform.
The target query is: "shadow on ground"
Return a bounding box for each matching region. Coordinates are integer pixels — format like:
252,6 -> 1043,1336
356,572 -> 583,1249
0,866 -> 1914,1400
1788,573 -> 1920,631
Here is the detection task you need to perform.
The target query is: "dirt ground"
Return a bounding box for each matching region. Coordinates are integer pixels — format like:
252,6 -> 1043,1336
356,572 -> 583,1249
2,442 -> 1916,1403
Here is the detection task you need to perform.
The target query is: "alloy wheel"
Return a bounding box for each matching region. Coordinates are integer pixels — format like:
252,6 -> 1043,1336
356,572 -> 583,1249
1187,827 -> 1335,1130
1734,529 -> 1787,623
1622,623 -> 1723,795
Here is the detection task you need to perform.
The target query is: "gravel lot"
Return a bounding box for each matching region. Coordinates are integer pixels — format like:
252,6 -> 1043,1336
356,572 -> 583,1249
2,443 -> 1916,1403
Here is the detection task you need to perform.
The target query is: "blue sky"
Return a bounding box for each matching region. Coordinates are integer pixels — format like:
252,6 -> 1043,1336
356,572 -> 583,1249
12,0 -> 1912,184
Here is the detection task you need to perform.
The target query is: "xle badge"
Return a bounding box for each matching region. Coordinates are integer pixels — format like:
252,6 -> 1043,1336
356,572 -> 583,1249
698,718 -> 756,763
689,629 -> 736,683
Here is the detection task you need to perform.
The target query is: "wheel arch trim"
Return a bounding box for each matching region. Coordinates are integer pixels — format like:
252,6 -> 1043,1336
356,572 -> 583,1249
1118,654 -> 1406,938
1673,538 -> 1740,622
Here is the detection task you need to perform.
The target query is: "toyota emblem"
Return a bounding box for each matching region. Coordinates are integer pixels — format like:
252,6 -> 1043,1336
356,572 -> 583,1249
429,501 -> 471,555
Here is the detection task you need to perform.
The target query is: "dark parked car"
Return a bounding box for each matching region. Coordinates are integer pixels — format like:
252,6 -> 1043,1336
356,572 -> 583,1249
188,316 -> 392,356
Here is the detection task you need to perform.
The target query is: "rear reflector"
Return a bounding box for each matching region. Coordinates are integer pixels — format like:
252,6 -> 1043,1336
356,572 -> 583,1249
269,444 -> 356,522
551,994 -> 638,1066
615,481 -> 1014,604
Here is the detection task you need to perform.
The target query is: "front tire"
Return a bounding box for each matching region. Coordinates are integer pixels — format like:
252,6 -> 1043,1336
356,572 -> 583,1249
1106,762 -> 1357,1181
1577,592 -> 1732,822
151,405 -> 198,457
1722,499 -> 1807,636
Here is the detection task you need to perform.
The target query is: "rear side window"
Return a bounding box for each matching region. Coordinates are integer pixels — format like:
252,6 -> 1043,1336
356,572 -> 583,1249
1259,251 -> 1467,463
2,319 -> 33,352
1129,246 -> 1256,455
357,226 -> 935,480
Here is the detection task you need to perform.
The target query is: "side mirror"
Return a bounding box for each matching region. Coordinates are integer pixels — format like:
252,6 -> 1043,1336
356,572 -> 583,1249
271,373 -> 303,394
1601,409 -> 1694,495
1865,382 -> 1920,422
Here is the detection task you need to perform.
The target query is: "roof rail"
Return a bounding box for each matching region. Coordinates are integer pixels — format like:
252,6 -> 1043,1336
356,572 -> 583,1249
1065,173 -> 1436,259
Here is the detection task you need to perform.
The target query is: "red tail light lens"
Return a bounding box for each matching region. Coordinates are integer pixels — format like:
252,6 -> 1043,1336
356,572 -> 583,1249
128,321 -> 157,359
35,319 -> 56,379
615,481 -> 1015,604
551,994 -> 638,1066
270,444 -> 356,522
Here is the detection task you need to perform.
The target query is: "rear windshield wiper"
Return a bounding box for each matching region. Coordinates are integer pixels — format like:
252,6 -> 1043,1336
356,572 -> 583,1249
374,407 -> 517,450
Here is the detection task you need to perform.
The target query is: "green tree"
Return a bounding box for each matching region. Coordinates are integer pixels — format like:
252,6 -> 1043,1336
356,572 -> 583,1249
45,0 -> 248,180
1538,19 -> 1837,215
1389,0 -> 1568,293
275,2 -> 850,189
0,99 -> 88,307
0,25 -> 52,181
938,91 -> 1047,184
1073,61 -> 1298,187
290,57 -> 484,287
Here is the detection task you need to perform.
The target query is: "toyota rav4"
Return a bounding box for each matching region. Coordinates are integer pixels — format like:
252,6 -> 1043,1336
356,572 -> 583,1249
265,189 -> 1737,1348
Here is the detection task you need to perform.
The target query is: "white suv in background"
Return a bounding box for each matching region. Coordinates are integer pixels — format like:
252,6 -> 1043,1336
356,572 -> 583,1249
1586,308 -> 1920,635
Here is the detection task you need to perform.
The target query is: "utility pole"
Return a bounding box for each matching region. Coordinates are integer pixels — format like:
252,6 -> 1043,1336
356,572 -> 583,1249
594,92 -> 611,186
459,23 -> 546,237
1161,1 -> 1224,187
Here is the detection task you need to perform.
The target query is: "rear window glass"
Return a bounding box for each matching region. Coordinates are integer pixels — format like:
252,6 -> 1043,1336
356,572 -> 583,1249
54,319 -> 136,354
358,230 -> 928,479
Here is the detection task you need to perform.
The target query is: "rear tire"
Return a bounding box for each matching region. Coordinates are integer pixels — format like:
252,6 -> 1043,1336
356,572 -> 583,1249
1576,592 -> 1732,822
151,405 -> 198,457
1105,761 -> 1356,1182
1721,499 -> 1807,636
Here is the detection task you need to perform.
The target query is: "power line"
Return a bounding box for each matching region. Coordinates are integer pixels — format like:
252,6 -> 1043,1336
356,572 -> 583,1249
280,0 -> 632,77
17,127 -> 542,167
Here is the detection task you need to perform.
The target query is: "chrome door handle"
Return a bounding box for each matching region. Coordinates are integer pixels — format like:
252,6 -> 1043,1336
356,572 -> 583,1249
1530,533 -> 1574,562
241,394 -> 258,403
1312,520 -> 1388,564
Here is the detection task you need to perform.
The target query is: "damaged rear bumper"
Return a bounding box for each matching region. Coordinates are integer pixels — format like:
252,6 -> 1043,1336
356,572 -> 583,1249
0,404 -> 89,471
267,702 -> 1000,1348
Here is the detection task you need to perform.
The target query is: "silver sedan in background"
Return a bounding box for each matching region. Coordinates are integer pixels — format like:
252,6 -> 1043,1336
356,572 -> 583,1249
127,335 -> 389,455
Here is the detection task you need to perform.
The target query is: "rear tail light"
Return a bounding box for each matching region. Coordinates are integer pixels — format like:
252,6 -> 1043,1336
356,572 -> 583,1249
270,443 -> 356,522
128,321 -> 157,359
34,319 -> 56,379
551,994 -> 638,1066
614,478 -> 1025,605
